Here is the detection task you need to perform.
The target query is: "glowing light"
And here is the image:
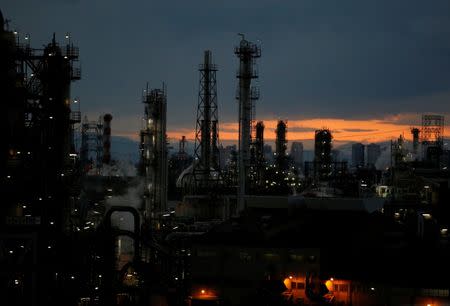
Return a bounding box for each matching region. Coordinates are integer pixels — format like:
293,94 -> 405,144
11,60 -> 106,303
201,290 -> 205,294
289,276 -> 293,279
330,278 -> 334,281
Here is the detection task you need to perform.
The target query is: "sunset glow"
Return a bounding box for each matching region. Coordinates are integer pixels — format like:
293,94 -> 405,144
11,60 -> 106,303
164,115 -> 450,145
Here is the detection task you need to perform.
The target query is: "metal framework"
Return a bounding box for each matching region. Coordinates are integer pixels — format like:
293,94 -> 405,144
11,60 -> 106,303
235,34 -> 261,210
141,84 -> 168,222
193,50 -> 221,189
80,116 -> 103,174
421,114 -> 444,146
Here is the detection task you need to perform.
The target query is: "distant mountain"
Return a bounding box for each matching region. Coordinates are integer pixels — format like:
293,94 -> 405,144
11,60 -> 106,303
111,136 -> 139,164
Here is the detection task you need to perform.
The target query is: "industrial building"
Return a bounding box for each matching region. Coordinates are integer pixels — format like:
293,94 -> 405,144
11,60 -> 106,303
0,11 -> 85,305
2,9 -> 450,305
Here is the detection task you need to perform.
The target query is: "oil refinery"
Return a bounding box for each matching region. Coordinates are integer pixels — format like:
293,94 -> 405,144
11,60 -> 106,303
1,7 -> 450,306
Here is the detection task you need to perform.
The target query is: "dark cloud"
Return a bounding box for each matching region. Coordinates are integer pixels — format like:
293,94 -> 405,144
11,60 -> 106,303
3,0 -> 450,134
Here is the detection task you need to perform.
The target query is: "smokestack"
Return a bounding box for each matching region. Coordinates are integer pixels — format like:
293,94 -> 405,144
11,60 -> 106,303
103,113 -> 112,164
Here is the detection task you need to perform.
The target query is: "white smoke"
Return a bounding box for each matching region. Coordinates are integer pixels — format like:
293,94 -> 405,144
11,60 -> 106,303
375,146 -> 391,170
105,180 -> 143,232
102,160 -> 137,177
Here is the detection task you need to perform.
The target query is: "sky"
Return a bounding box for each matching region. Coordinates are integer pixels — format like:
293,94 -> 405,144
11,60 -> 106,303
3,0 -> 450,149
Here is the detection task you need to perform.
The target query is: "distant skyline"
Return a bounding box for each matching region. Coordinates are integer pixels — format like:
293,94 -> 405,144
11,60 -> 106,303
3,0 -> 450,149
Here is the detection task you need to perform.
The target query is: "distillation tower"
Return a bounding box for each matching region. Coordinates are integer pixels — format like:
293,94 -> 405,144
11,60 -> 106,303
2,27 -> 81,230
275,120 -> 288,171
235,35 -> 261,210
193,50 -> 221,190
140,85 -> 168,225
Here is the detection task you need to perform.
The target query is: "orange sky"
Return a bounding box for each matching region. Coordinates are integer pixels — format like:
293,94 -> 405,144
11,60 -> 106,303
166,117 -> 450,145
113,114 -> 449,149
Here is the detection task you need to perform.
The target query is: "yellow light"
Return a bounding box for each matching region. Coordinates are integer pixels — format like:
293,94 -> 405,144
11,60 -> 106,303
201,289 -> 205,294
289,276 -> 293,279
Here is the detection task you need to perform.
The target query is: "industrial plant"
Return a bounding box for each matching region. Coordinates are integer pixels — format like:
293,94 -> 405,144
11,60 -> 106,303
1,8 -> 450,306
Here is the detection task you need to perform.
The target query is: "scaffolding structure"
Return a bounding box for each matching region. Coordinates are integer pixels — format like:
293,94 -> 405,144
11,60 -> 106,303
80,115 -> 103,174
193,50 -> 221,189
235,34 -> 261,210
421,114 -> 444,147
140,84 -> 168,223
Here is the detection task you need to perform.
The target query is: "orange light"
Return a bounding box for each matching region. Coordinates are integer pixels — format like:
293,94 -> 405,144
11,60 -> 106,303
201,289 -> 205,294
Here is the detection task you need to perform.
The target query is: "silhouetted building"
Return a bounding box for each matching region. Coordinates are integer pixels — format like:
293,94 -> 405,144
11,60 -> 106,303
366,143 -> 381,167
352,143 -> 365,168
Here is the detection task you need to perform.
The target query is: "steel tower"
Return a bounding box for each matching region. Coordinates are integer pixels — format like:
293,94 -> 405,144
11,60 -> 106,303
193,50 -> 221,189
235,34 -> 261,211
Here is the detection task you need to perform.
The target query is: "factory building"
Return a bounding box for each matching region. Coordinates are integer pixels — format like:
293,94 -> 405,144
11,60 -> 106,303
0,11 -> 83,305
